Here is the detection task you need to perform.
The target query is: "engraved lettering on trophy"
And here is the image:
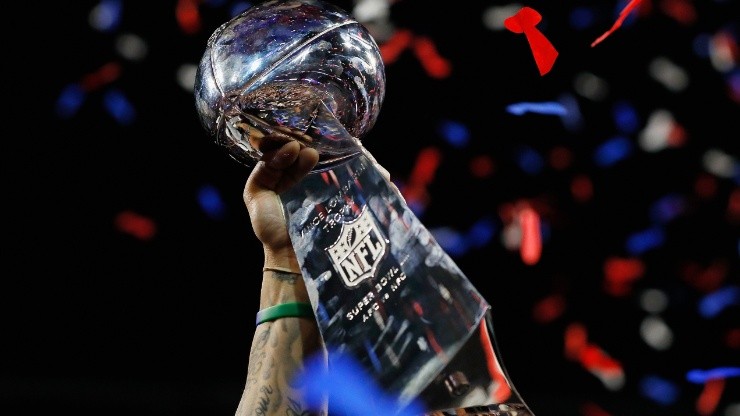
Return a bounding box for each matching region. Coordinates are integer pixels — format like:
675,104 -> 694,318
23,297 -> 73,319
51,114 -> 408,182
327,207 -> 387,288
298,162 -> 367,238
344,266 -> 410,323
346,291 -> 376,321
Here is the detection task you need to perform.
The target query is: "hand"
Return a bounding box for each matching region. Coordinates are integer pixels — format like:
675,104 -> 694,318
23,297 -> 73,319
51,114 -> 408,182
243,136 -> 319,269
243,136 -> 401,269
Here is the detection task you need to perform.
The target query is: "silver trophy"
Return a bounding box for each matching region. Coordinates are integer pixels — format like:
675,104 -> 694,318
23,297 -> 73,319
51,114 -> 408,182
194,1 -> 534,414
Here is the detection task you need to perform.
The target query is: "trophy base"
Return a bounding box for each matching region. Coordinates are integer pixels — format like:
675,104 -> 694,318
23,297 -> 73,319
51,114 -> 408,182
412,312 -> 533,415
424,404 -> 533,416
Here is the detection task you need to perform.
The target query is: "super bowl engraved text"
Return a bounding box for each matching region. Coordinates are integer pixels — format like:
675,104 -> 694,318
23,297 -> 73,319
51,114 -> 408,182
345,265 -> 406,322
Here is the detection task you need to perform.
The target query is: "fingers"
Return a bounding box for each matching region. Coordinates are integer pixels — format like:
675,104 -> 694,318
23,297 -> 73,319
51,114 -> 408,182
275,146 -> 318,193
245,137 -> 319,200
294,147 -> 320,177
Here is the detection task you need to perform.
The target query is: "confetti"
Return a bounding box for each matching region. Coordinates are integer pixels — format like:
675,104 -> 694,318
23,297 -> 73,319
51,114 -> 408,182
506,101 -> 567,116
293,349 -> 427,416
505,6 -> 559,75
591,0 -> 644,47
114,210 -> 156,241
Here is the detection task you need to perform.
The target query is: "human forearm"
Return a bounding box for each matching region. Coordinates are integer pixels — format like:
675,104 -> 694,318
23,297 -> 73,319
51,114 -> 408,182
235,269 -> 326,416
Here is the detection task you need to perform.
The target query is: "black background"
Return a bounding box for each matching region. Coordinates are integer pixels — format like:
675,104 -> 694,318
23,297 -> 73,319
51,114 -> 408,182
7,0 -> 739,415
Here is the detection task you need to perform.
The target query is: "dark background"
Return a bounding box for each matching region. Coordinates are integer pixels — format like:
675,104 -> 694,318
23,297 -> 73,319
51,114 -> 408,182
7,0 -> 738,415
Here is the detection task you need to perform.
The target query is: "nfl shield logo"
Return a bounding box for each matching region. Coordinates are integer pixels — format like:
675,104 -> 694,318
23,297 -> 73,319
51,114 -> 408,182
326,207 -> 387,287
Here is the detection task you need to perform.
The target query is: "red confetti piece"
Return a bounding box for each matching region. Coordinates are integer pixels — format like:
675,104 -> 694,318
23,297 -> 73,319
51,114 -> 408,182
519,205 -> 542,265
659,0 -> 696,25
469,155 -> 495,178
696,378 -> 724,416
532,293 -> 566,323
379,29 -> 414,63
580,402 -> 612,416
565,323 -> 624,381
667,122 -> 687,147
81,62 -> 122,92
176,0 -> 201,34
379,29 -> 451,78
725,328 -> 740,349
591,0 -> 644,47
549,146 -> 573,170
571,175 -> 594,202
694,173 -> 718,199
603,257 -> 645,296
565,322 -> 588,360
727,187 -> 740,224
580,344 -> 621,372
114,210 -> 156,241
409,147 -> 441,186
403,147 -> 441,209
412,36 -> 452,79
504,7 -> 559,76
681,260 -> 729,293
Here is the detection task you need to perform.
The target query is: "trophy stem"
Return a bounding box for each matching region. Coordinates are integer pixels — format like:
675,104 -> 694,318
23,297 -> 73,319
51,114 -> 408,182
279,153 -> 534,415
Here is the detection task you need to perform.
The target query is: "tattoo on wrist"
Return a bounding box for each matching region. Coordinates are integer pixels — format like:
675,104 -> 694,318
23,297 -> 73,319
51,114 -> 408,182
268,270 -> 299,284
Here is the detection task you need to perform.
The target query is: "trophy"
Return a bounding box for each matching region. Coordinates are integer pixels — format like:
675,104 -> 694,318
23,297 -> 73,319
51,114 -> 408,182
194,1 -> 535,414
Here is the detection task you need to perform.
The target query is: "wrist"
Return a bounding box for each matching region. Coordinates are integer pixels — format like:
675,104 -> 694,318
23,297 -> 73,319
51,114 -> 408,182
261,266 -> 309,308
263,246 -> 300,273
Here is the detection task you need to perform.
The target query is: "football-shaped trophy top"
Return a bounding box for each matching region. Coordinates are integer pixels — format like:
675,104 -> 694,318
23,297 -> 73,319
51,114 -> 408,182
194,0 -> 386,169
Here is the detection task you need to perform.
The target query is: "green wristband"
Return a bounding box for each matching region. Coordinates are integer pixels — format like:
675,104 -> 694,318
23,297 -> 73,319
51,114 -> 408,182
255,302 -> 314,326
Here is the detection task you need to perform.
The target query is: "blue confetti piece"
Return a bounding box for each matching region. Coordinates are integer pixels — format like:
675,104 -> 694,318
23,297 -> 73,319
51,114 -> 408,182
594,136 -> 633,167
728,69 -> 740,97
515,146 -> 545,175
103,89 -> 136,125
698,285 -> 740,318
465,217 -> 497,249
55,84 -> 86,119
626,227 -> 664,255
612,100 -> 639,134
294,349 -> 427,416
558,93 -> 584,132
197,184 -> 227,220
92,0 -> 123,33
506,101 -> 567,116
431,227 -> 468,257
686,366 -> 740,383
639,375 -> 679,406
649,193 -> 686,224
692,33 -> 712,58
437,120 -> 470,148
569,7 -> 597,30
407,198 -> 427,219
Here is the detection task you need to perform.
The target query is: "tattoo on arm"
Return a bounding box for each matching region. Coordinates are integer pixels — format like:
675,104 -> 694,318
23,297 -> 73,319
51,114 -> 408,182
254,385 -> 273,416
286,397 -> 325,416
241,314 -> 324,416
270,270 -> 300,284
